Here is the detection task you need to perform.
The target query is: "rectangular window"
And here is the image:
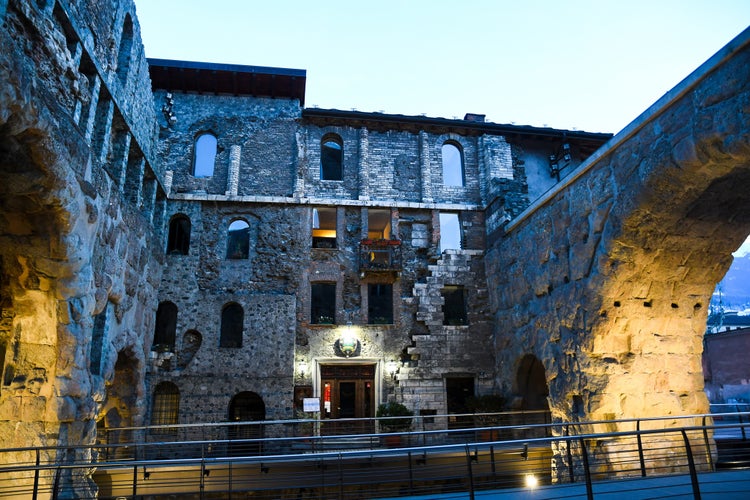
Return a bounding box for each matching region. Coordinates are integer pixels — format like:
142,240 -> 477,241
368,284 -> 393,324
442,286 -> 467,326
312,207 -> 337,248
311,283 -> 336,324
439,213 -> 461,252
367,209 -> 391,240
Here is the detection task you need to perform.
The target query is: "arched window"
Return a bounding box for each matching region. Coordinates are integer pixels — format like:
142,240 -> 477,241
166,215 -> 191,255
193,133 -> 217,177
320,135 -> 343,181
220,302 -> 244,348
228,391 -> 265,455
441,141 -> 464,187
116,14 -> 133,82
152,301 -> 177,352
151,381 -> 179,433
226,219 -> 250,259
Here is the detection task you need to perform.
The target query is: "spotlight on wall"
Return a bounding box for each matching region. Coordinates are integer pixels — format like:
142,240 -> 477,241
525,474 -> 538,489
549,140 -> 572,181
297,361 -> 308,377
386,360 -> 399,379
337,323 -> 360,357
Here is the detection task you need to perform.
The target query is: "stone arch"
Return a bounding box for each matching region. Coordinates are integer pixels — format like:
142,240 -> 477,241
513,354 -> 550,411
228,391 -> 265,455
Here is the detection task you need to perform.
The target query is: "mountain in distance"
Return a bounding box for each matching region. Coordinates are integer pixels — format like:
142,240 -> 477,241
710,251 -> 750,313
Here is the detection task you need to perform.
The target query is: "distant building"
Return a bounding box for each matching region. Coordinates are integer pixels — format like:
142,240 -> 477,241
703,327 -> 750,403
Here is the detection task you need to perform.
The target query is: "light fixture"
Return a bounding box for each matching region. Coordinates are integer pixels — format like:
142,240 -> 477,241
549,139 -> 572,181
386,360 -> 398,379
337,324 -> 359,357
297,361 -> 308,376
524,474 -> 538,489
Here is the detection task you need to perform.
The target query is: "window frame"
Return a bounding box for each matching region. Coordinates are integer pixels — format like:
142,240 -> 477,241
166,214 -> 191,255
441,141 -> 465,187
442,285 -> 468,326
367,283 -> 393,325
193,132 -> 218,178
226,219 -> 250,259
220,302 -> 244,348
311,282 -> 336,325
320,135 -> 343,181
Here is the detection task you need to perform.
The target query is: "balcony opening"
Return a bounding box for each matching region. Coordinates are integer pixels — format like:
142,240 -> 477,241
312,207 -> 337,248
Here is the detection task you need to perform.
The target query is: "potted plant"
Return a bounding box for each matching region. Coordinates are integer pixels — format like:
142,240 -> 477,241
376,402 -> 413,447
466,394 -> 506,441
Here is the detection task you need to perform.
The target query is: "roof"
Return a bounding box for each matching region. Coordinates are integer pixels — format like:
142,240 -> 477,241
148,58 -> 306,104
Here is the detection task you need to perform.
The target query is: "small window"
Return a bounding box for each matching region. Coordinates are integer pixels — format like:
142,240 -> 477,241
220,303 -> 244,348
91,303 -> 112,375
153,301 -> 177,352
166,215 -> 191,255
116,15 -> 133,82
312,207 -> 337,248
320,136 -> 343,180
311,283 -> 336,324
226,219 -> 250,259
442,142 -> 464,186
151,381 -> 179,433
439,213 -> 461,252
442,286 -> 467,326
193,133 -> 217,177
367,209 -> 391,240
368,284 -> 393,325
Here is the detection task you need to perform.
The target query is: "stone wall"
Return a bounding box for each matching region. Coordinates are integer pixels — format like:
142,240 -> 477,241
0,0 -> 164,495
487,27 -> 750,427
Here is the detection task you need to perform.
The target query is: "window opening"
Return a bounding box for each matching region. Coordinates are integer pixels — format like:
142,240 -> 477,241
320,137 -> 343,180
116,14 -> 133,82
151,381 -> 179,433
368,284 -> 393,324
439,212 -> 461,252
166,215 -> 191,255
193,133 -> 217,177
367,209 -> 391,240
226,219 -> 250,259
220,303 -> 244,348
312,207 -> 337,248
91,303 -> 112,375
311,283 -> 336,324
442,286 -> 467,325
442,141 -> 464,186
152,301 -> 177,352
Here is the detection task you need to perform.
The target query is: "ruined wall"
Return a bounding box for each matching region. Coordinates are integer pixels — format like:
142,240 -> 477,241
487,27 -> 750,427
0,0 -> 164,494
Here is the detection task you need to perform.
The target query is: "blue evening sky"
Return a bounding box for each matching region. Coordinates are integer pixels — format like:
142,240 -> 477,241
135,0 -> 750,251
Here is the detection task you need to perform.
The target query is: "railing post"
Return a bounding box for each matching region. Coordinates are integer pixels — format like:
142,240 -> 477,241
464,445 -> 475,500
566,424 -> 575,483
32,448 -> 40,500
407,451 -> 414,495
681,429 -> 702,500
199,458 -> 206,500
578,437 -> 594,500
738,407 -> 747,441
52,466 -> 61,500
636,419 -> 646,477
702,415 -> 714,471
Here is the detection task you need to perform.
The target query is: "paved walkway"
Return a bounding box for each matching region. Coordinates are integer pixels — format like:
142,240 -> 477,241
378,469 -> 750,499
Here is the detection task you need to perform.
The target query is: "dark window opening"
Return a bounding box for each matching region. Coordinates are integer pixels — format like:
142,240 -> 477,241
91,304 -> 110,375
312,207 -> 337,248
446,376 -> 474,429
220,303 -> 244,348
116,14 -> 133,82
166,215 -> 191,255
442,286 -> 467,326
368,284 -> 393,324
320,137 -> 343,180
193,133 -> 217,177
226,219 -> 250,259
311,283 -> 336,324
367,209 -> 391,240
151,381 -> 179,433
153,301 -> 177,352
228,391 -> 265,455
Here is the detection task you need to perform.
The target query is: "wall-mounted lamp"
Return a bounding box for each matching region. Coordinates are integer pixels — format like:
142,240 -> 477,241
336,324 -> 360,357
549,141 -> 572,181
297,361 -> 308,377
386,360 -> 399,379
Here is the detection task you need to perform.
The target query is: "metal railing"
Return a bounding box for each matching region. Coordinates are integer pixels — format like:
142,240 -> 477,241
1,410 -> 749,499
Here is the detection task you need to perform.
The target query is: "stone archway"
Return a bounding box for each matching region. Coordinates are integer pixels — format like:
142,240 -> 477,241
514,354 -> 550,412
228,391 -> 265,455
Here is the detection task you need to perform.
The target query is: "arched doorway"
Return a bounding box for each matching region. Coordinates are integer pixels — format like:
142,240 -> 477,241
515,354 -> 550,413
228,391 -> 265,455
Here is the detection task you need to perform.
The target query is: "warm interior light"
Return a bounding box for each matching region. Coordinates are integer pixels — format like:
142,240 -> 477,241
525,474 -> 538,489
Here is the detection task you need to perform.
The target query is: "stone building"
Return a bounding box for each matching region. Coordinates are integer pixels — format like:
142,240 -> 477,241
144,58 -> 611,429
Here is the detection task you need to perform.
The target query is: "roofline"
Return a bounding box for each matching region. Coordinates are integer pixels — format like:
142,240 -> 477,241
302,108 -> 614,140
147,58 -> 306,78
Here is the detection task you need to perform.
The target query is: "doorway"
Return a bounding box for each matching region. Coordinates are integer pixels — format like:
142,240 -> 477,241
228,391 -> 265,455
320,364 -> 375,434
446,376 -> 474,429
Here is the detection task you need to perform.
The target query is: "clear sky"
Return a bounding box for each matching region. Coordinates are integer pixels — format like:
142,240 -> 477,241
135,1 -> 750,254
135,0 -> 749,135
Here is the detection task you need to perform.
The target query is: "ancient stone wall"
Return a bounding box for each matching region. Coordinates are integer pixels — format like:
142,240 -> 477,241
0,0 -> 164,494
487,27 -> 750,428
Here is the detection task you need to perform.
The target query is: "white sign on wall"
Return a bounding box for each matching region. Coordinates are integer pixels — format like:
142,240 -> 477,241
303,397 -> 320,412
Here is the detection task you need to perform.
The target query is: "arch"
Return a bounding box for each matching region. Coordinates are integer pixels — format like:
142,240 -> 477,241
514,354 -> 549,411
228,391 -> 265,455
226,219 -> 250,259
220,302 -> 244,347
441,141 -> 464,187
116,14 -> 133,82
151,381 -> 180,433
153,301 -> 177,352
166,214 -> 191,255
193,133 -> 217,177
320,134 -> 343,180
